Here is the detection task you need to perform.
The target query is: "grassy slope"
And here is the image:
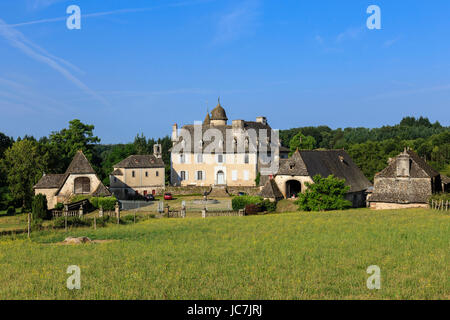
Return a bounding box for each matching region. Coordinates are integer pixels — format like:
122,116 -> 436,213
0,208 -> 448,300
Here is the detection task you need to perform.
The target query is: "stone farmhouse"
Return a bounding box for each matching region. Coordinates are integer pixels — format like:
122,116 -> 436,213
34,150 -> 110,209
109,144 -> 165,200
260,149 -> 372,207
368,148 -> 445,209
170,100 -> 289,188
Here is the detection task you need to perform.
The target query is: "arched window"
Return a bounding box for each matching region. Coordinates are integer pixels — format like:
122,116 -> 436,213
74,177 -> 90,194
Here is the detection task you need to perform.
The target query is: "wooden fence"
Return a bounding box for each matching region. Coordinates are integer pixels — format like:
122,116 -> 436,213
430,199 -> 449,211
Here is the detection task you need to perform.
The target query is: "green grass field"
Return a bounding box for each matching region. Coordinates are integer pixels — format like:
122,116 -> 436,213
0,208 -> 448,299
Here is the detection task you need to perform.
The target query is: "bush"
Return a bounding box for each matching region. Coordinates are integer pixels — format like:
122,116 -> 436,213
70,195 -> 117,211
244,203 -> 263,215
32,194 -> 49,220
53,216 -> 92,228
261,199 -> 277,213
6,206 -> 15,216
31,218 -> 44,231
232,195 -> 263,211
295,174 -> 352,211
54,202 -> 64,210
428,193 -> 450,205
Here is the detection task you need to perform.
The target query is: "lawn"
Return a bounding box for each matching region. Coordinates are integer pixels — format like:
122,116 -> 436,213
0,208 -> 448,299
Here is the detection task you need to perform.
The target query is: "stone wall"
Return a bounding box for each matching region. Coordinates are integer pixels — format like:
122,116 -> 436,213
160,186 -> 211,196
369,202 -> 428,210
226,186 -> 261,196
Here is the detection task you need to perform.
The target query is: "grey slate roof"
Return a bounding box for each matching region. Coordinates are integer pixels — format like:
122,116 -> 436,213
113,155 -> 165,169
260,179 -> 284,200
277,150 -> 372,193
34,174 -> 65,189
375,150 -> 440,179
65,150 -> 96,174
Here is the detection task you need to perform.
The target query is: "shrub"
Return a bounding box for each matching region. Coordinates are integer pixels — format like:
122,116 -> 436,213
428,193 -> 450,205
295,174 -> 352,211
232,195 -> 263,211
244,203 -> 263,215
261,199 -> 277,213
31,218 -> 44,231
54,202 -> 64,210
70,195 -> 117,211
32,194 -> 49,220
53,216 -> 92,228
6,206 -> 15,216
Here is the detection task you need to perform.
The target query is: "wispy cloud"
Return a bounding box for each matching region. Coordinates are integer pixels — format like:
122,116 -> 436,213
0,18 -> 107,106
0,75 -> 72,114
335,26 -> 365,43
26,0 -> 68,10
12,0 -> 215,28
212,0 -> 261,45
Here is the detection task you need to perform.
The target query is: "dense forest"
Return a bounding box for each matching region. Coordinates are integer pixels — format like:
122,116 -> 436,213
0,116 -> 449,210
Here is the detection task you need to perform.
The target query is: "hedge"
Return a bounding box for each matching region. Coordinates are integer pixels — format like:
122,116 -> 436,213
232,195 -> 263,211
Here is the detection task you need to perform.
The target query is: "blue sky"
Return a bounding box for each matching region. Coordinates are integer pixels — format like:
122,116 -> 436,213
0,0 -> 449,143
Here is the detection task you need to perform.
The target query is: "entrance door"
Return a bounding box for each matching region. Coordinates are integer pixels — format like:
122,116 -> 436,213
217,171 -> 225,185
286,180 -> 301,198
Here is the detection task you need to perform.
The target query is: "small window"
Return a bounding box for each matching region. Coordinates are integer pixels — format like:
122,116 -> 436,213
218,154 -> 223,163
145,171 -> 148,177
232,170 -> 238,181
197,171 -> 203,181
132,171 -> 135,177
114,177 -> 117,183
156,171 -> 159,177
243,170 -> 249,181
197,153 -> 203,163
180,171 -> 186,181
244,154 -> 249,164
180,154 -> 185,164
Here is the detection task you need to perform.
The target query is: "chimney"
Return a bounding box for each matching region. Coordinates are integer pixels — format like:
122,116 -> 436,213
153,144 -> 162,158
171,124 -> 178,143
232,119 -> 244,129
396,149 -> 410,177
256,116 -> 267,125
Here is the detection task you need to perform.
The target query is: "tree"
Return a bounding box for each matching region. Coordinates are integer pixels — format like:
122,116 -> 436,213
289,132 -> 316,155
295,174 -> 351,211
49,119 -> 100,169
32,194 -> 49,220
3,139 -> 46,208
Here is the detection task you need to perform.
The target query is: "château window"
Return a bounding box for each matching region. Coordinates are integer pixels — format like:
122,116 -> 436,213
244,154 -> 249,164
180,154 -> 185,164
145,171 -> 148,177
180,171 -> 186,181
217,154 -> 223,163
132,171 -> 135,177
197,171 -> 203,181
156,171 -> 159,177
197,154 -> 203,163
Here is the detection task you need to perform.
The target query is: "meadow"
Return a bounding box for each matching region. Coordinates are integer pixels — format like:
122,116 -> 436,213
0,208 -> 448,300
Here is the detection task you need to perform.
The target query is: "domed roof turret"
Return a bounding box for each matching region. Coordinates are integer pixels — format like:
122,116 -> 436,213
210,98 -> 228,121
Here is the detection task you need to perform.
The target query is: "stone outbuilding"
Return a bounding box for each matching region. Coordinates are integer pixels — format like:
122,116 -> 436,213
109,144 -> 165,200
34,150 -> 111,209
260,149 -> 372,207
367,148 -> 443,209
